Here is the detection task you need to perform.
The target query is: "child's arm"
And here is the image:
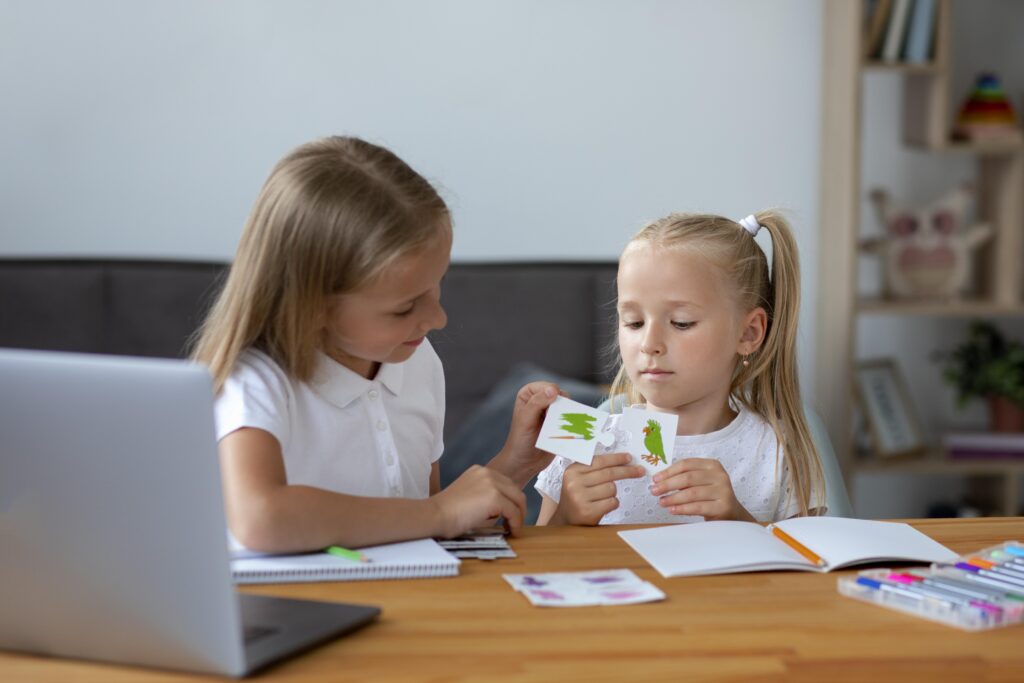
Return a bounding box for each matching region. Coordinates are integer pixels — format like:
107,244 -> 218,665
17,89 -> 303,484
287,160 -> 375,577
486,381 -> 563,487
220,427 -> 526,553
650,458 -> 757,522
537,453 -> 644,526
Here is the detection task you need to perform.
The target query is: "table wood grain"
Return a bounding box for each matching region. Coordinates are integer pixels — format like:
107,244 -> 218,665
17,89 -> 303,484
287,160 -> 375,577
3,518 -> 1023,682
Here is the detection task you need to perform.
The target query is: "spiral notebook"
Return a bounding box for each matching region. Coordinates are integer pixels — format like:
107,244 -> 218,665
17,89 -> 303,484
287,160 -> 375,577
231,538 -> 461,584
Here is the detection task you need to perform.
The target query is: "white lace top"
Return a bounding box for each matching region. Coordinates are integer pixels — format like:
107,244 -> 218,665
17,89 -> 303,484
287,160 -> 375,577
535,405 -> 807,524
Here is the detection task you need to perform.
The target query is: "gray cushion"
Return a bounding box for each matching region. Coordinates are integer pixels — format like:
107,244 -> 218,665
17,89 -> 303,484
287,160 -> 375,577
0,263 -> 105,353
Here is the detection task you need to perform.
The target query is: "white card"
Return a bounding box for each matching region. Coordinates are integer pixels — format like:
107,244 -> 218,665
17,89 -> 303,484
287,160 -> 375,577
619,407 -> 678,475
535,396 -> 610,466
502,569 -> 639,592
502,570 -> 666,607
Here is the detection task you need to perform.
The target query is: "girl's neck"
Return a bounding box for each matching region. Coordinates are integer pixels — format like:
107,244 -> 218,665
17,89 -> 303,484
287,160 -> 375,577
323,349 -> 381,380
648,392 -> 737,436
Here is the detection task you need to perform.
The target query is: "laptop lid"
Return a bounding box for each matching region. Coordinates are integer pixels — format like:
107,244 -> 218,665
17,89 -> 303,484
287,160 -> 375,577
0,349 -> 377,677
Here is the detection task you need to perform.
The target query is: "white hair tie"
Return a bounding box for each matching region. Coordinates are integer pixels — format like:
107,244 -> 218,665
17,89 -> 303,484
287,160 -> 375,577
738,215 -> 762,236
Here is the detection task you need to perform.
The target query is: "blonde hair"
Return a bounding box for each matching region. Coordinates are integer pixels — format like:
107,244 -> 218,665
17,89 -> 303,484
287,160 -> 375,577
608,211 -> 825,516
192,136 -> 450,391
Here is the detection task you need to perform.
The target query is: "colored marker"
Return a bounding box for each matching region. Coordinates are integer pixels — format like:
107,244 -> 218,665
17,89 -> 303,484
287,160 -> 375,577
881,575 -> 1003,614
988,565 -> 1024,582
946,565 -> 1024,593
771,525 -> 825,567
918,574 -> 1024,602
1002,545 -> 1024,558
856,577 -> 998,617
326,545 -> 371,563
966,557 -> 995,570
856,576 -> 924,601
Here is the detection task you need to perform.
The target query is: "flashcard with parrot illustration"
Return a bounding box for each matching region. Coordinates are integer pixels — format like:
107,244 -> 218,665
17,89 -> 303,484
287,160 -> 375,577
619,407 -> 678,475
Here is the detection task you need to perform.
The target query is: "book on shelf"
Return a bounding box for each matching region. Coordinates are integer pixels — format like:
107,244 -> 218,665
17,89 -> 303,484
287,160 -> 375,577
902,0 -> 937,64
942,432 -> 1024,460
863,0 -> 894,59
880,0 -> 913,63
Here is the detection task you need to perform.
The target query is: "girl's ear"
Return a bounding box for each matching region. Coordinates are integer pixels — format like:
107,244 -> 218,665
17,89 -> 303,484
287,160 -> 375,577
737,307 -> 767,356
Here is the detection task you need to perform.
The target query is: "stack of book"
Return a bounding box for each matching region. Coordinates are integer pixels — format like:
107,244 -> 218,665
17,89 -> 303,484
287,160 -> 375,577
863,0 -> 938,64
942,432 -> 1024,461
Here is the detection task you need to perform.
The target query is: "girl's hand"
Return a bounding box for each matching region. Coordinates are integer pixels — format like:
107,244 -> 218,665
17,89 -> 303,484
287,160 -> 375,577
431,465 -> 527,538
490,381 -> 565,486
649,458 -> 756,522
552,453 -> 645,526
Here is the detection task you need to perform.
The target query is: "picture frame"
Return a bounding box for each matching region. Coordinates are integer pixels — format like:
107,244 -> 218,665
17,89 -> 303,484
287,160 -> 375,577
853,358 -> 927,459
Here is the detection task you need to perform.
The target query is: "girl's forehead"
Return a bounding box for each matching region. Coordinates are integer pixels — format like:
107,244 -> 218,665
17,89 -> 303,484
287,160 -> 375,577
617,243 -> 734,310
359,237 -> 451,300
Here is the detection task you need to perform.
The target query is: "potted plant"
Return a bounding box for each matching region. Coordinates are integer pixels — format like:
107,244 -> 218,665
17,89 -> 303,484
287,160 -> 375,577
940,321 -> 1024,432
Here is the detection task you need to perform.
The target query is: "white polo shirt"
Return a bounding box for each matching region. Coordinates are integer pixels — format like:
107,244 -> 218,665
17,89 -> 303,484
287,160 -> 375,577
213,341 -> 445,500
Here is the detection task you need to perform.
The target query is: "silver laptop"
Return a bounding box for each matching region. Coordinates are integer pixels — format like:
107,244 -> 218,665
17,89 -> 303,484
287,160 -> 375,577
0,348 -> 379,677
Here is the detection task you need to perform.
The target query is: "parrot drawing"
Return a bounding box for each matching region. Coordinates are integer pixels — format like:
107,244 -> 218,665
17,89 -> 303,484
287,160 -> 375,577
641,419 -> 666,466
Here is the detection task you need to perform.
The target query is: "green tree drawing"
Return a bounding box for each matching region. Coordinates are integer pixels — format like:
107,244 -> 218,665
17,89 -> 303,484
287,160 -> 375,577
557,413 -> 597,440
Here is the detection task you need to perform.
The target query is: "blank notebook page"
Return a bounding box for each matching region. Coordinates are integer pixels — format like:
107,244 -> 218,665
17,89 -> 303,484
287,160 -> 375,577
619,521 -> 814,576
772,517 -> 957,569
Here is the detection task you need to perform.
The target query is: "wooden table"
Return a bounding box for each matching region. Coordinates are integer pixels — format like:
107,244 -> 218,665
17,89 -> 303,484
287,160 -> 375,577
3,518 -> 1023,682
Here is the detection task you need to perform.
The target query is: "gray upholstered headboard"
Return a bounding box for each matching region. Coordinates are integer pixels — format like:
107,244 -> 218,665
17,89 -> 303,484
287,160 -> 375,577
0,259 -> 619,441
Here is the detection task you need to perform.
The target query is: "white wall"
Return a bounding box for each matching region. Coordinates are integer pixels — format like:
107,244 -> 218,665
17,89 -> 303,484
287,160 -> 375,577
0,0 -> 824,392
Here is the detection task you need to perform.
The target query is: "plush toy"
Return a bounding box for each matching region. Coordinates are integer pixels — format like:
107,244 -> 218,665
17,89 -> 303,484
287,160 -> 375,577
862,184 -> 992,301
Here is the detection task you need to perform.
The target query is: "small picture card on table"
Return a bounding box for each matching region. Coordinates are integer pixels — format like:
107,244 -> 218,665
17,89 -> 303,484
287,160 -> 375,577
502,569 -> 666,607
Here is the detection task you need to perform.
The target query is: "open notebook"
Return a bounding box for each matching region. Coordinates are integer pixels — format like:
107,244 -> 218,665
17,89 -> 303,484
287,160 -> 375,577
619,517 -> 957,577
232,538 -> 460,584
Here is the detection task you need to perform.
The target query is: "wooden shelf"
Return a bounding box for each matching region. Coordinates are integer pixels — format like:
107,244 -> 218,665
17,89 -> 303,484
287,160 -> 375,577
854,456 -> 1024,476
817,0 -> 1024,518
908,139 -> 1024,156
857,299 -> 1024,317
861,60 -> 942,74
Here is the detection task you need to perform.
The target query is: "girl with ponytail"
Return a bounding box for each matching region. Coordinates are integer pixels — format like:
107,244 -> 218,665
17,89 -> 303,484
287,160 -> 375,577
537,211 -> 825,525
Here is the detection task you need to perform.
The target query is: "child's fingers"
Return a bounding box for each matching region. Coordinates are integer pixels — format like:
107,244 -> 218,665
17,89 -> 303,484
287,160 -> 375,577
657,483 -> 718,509
582,463 -> 645,487
592,496 -> 620,518
588,452 -> 635,469
649,469 -> 717,495
651,458 -> 728,494
516,381 -> 562,408
490,478 -> 527,535
652,457 -> 714,482
666,501 -> 717,517
579,481 -> 618,503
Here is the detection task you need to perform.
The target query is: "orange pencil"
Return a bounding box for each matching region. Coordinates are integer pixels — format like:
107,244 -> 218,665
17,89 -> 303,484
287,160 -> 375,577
771,525 -> 826,568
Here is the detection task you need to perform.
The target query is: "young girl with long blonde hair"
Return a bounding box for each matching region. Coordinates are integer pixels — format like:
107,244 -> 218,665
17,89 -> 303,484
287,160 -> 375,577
194,136 -> 557,552
536,212 -> 825,525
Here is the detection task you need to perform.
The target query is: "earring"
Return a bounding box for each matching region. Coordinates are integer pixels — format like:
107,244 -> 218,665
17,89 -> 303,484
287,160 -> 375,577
742,354 -> 750,367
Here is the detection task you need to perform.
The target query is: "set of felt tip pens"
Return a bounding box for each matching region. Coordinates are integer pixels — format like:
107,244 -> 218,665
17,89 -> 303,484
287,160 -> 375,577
837,541 -> 1024,631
